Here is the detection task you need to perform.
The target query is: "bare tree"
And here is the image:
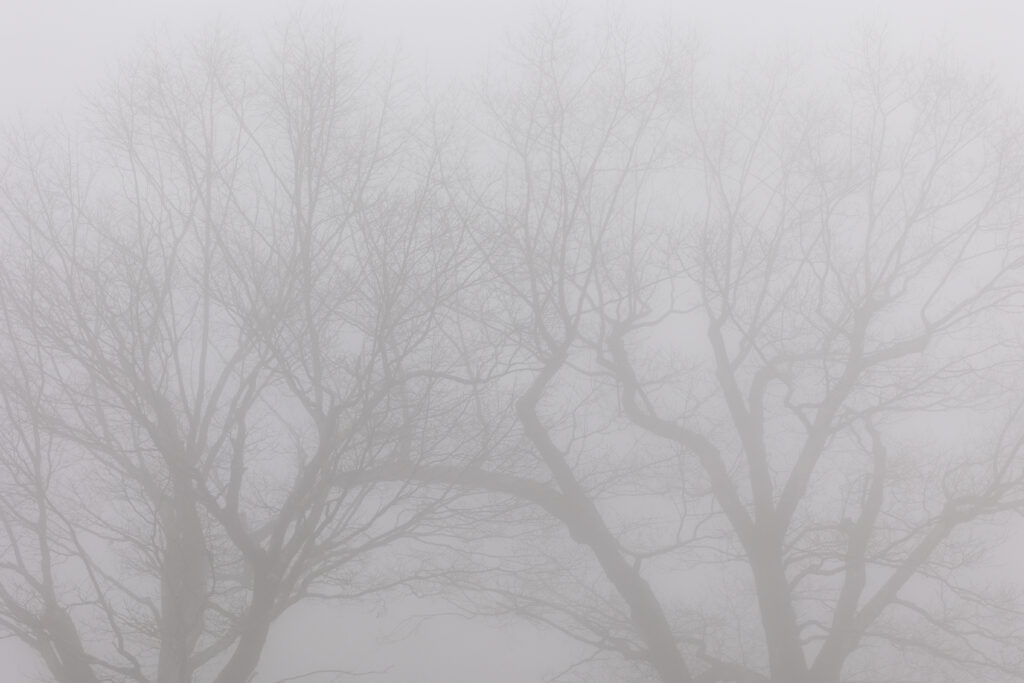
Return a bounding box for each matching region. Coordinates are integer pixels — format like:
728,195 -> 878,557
395,16 -> 1024,683
0,20 -> 472,683
602,36 -> 1024,683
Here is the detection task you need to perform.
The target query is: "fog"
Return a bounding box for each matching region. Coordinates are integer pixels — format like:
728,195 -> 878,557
3,2 -> 1024,683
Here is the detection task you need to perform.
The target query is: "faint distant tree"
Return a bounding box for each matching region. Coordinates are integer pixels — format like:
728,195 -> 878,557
599,38 -> 1024,683
387,16 -> 1024,683
0,19 -> 474,683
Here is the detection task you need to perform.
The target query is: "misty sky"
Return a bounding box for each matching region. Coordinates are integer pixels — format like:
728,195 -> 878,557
3,2 -> 1024,683
3,1 -> 1024,122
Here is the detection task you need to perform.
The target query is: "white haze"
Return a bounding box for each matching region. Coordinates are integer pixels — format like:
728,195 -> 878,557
3,2 -> 1024,683
4,1 -> 1024,118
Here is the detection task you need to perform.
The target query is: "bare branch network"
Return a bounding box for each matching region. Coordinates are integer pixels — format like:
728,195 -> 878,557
3,11 -> 1024,683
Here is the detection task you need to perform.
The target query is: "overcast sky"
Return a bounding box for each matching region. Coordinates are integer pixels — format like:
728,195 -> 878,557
3,0 -> 1024,122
